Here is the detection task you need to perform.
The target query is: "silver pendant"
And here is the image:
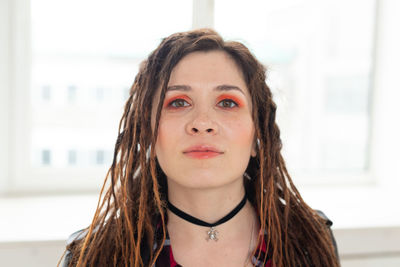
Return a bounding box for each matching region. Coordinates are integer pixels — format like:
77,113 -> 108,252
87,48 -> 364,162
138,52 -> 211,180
206,227 -> 218,241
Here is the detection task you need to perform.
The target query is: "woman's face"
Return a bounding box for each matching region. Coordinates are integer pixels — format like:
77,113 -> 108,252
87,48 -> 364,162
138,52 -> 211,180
151,50 -> 256,190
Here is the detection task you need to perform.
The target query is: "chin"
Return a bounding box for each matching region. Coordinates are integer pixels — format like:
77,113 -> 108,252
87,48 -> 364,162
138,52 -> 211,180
168,173 -> 240,191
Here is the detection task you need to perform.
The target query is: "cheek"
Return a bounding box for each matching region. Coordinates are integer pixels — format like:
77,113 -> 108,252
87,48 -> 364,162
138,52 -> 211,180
155,117 -> 180,153
224,116 -> 255,147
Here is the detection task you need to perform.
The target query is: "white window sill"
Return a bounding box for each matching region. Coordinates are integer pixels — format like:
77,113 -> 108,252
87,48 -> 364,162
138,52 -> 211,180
1,185 -> 399,258
298,184 -> 400,229
298,184 -> 400,258
0,194 -> 98,243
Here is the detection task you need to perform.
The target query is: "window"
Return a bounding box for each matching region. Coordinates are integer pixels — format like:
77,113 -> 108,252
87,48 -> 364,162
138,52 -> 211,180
2,0 -> 382,193
5,0 -> 193,192
214,0 -> 376,183
67,85 -> 77,104
41,149 -> 51,165
41,85 -> 51,101
67,150 -> 77,166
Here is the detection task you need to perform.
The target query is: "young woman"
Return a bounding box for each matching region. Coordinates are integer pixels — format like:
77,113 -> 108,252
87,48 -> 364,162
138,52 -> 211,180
61,28 -> 339,267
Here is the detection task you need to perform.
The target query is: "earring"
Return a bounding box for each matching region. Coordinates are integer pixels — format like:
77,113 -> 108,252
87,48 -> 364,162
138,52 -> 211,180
146,145 -> 151,160
251,138 -> 260,158
243,172 -> 252,180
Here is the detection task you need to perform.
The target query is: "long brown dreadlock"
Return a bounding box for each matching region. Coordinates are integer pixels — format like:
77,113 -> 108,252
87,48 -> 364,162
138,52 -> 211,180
59,28 -> 340,267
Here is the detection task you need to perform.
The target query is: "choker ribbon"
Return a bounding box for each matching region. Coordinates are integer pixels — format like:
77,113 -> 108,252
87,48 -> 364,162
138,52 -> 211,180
167,193 -> 247,241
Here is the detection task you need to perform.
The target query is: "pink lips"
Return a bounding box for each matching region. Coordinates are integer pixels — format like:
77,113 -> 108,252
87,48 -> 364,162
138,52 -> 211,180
183,145 -> 223,159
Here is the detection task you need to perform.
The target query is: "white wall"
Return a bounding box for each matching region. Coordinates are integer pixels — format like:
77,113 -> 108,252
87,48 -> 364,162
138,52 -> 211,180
0,241 -> 65,267
1,227 -> 400,267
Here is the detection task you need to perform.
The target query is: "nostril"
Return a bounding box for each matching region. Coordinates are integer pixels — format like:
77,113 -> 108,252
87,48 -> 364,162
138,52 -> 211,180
189,127 -> 215,134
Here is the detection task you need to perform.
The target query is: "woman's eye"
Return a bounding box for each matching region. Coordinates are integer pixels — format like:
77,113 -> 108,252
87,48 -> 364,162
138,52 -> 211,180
168,99 -> 190,108
218,99 -> 238,108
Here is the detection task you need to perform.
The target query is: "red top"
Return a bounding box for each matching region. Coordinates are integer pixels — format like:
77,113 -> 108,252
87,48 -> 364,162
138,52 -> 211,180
154,230 -> 272,267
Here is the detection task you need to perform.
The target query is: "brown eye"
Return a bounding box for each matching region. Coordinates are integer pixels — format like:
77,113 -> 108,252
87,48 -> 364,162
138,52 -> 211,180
218,99 -> 238,108
169,99 -> 189,108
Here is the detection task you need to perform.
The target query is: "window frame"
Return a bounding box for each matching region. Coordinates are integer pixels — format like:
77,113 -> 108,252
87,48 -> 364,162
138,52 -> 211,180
0,0 -> 12,194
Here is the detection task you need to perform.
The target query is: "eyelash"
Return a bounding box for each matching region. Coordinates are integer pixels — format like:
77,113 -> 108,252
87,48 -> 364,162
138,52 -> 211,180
165,97 -> 240,109
218,99 -> 239,108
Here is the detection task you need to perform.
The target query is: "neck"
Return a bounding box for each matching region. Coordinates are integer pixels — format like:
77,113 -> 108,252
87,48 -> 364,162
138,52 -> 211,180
166,178 -> 258,244
167,178 -> 246,223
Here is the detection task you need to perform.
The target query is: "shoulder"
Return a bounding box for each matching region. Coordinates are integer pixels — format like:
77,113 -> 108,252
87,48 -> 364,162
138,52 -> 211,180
61,229 -> 88,267
66,228 -> 88,245
315,209 -> 333,226
314,209 -> 339,258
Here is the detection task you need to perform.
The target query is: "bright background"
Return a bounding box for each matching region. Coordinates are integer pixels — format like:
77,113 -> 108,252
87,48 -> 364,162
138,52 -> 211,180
0,0 -> 399,266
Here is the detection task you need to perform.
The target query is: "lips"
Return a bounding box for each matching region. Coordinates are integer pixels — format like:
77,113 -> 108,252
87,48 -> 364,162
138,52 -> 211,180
183,144 -> 223,153
183,145 -> 223,159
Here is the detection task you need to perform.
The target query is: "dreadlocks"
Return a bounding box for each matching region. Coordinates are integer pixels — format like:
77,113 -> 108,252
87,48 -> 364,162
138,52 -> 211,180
60,28 -> 339,267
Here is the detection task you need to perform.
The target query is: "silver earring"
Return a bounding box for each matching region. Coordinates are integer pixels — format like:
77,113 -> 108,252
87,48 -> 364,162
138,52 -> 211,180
244,172 -> 252,180
146,145 -> 151,160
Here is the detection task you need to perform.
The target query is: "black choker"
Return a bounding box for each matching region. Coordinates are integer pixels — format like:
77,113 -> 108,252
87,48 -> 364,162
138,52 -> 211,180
167,193 -> 247,241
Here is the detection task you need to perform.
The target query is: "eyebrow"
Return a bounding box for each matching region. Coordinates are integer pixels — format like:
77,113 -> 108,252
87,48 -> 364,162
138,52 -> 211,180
166,84 -> 245,96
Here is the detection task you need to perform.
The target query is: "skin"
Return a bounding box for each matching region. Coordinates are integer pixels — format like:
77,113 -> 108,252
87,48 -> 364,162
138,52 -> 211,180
151,50 -> 259,267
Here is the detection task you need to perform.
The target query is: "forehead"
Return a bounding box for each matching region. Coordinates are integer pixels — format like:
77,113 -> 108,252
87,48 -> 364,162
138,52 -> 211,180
168,50 -> 247,91
150,50 -> 253,128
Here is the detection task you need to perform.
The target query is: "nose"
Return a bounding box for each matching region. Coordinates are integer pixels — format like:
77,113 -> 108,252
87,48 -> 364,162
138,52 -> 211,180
185,109 -> 219,136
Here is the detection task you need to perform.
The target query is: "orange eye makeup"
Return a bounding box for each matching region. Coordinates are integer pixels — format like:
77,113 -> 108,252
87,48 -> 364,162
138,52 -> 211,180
164,95 -> 191,109
216,94 -> 244,108
163,93 -> 245,109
